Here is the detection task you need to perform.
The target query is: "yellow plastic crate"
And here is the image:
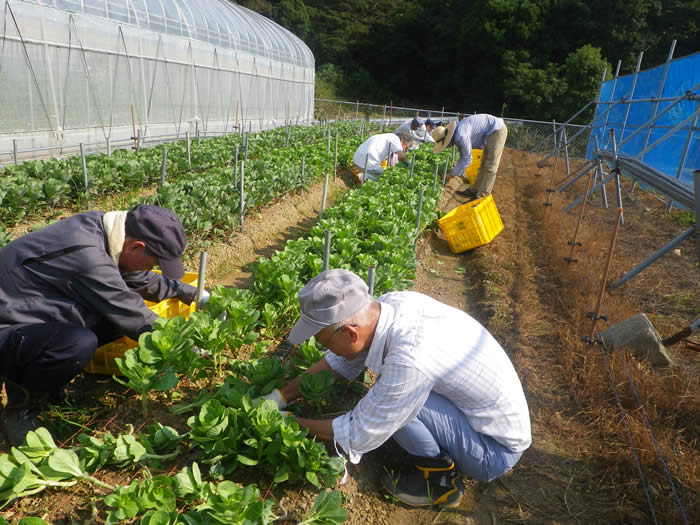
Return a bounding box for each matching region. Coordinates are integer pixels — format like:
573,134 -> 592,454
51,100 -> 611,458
84,271 -> 198,375
438,195 -> 504,253
464,148 -> 483,184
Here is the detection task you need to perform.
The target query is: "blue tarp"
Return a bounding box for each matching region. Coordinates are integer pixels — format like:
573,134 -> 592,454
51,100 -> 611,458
587,52 -> 699,186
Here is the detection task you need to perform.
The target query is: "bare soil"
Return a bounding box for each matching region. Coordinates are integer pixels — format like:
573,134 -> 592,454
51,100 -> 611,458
1,149 -> 698,524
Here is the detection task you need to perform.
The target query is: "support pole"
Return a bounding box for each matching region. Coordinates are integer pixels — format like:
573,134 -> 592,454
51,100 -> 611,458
593,136 -> 609,207
194,252 -> 208,311
442,162 -> 448,186
80,143 -> 88,195
334,132 -> 338,181
107,137 -> 112,157
130,103 -> 137,151
320,172 -> 329,220
693,169 -> 700,262
609,226 -> 695,290
234,145 -> 239,185
160,146 -> 168,187
415,188 -> 424,238
588,207 -> 623,341
12,139 -> 18,165
544,143 -> 561,207
367,266 -> 376,296
364,153 -> 369,183
323,230 -> 331,272
564,169 -> 595,263
186,132 -> 191,171
609,129 -> 624,224
432,163 -> 439,192
301,156 -> 306,186
239,160 -> 245,232
563,126 -> 570,176
409,152 -> 416,179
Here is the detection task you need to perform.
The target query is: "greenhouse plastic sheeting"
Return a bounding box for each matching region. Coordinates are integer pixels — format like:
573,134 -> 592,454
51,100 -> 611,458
587,52 -> 699,186
0,0 -> 315,158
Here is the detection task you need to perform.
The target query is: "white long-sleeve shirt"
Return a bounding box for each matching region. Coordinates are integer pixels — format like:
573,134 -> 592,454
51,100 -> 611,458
329,291 -> 531,465
451,114 -> 505,177
353,133 -> 404,172
395,120 -> 434,144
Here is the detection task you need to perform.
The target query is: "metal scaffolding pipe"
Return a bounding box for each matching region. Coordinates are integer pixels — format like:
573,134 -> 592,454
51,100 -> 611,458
609,227 -> 695,290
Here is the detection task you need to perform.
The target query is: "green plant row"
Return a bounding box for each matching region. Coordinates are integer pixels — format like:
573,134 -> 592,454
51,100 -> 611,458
143,135 -> 362,245
0,138 -> 449,523
0,121 -> 375,227
250,145 -> 444,336
0,428 -> 346,525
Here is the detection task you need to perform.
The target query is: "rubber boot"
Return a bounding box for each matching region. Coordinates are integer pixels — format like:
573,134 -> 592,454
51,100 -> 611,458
380,450 -> 465,508
0,381 -> 43,446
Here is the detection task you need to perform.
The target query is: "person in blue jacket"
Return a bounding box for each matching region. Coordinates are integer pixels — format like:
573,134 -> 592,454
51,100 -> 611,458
0,204 -> 205,445
432,114 -> 508,200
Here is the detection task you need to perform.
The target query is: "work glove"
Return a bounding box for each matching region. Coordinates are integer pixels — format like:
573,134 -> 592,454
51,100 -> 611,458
196,290 -> 211,310
191,345 -> 211,358
402,161 -> 410,167
255,388 -> 287,409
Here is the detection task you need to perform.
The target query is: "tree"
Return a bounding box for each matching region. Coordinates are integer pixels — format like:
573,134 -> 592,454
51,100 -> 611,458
273,0 -> 311,41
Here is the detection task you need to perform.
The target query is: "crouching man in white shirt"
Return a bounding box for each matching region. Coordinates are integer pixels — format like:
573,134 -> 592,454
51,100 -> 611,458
263,269 -> 531,508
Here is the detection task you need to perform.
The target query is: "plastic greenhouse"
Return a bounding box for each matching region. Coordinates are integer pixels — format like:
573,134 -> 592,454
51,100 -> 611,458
0,0 -> 315,159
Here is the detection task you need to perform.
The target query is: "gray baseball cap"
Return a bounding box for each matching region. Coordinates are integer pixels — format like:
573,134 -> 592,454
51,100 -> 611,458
288,269 -> 372,345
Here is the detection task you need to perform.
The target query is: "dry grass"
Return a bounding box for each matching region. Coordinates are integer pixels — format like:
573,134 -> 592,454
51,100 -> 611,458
494,149 -> 699,522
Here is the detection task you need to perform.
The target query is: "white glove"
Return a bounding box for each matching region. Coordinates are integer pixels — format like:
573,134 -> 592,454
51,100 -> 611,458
196,290 -> 211,309
260,388 -> 287,409
191,345 -> 211,358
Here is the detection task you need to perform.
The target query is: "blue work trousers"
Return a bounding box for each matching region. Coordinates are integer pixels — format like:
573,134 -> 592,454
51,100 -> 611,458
391,391 -> 524,482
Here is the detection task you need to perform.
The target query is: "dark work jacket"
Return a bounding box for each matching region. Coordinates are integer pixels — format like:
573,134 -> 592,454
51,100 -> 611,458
0,211 -> 197,347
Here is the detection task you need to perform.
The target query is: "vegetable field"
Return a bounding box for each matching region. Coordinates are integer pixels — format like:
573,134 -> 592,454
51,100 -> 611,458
1,124 -> 698,525
0,122 -> 452,524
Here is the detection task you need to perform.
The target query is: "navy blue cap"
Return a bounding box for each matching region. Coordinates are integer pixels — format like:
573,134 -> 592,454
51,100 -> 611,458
126,205 -> 186,279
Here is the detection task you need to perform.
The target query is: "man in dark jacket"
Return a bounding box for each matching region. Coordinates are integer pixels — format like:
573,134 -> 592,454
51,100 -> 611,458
0,204 -> 200,445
